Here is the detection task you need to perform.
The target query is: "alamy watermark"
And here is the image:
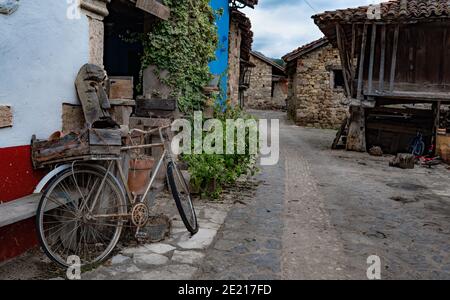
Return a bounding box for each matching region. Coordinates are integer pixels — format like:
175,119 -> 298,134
170,111 -> 280,166
66,255 -> 81,280
66,0 -> 81,20
366,0 -> 382,20
367,255 -> 381,280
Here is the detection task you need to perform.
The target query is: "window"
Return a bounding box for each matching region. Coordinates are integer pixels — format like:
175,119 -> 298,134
332,69 -> 345,90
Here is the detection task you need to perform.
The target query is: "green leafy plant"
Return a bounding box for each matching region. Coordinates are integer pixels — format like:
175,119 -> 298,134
140,0 -> 219,112
183,106 -> 259,199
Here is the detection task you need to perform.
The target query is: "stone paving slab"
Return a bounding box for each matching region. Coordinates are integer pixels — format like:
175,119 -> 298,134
78,189 -> 240,280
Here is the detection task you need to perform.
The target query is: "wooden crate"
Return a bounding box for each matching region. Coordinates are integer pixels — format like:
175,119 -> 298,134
108,76 -> 134,99
135,97 -> 177,118
31,129 -> 122,169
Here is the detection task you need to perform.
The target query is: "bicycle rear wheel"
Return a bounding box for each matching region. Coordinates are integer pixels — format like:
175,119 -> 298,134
36,166 -> 126,268
167,161 -> 198,234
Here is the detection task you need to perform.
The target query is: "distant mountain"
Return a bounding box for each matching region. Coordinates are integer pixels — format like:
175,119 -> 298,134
252,51 -> 286,67
271,58 -> 286,67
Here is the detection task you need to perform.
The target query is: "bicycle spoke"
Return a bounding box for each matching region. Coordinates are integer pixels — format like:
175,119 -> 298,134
37,167 -> 125,267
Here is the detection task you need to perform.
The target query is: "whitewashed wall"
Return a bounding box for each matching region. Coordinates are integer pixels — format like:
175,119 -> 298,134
0,0 -> 89,147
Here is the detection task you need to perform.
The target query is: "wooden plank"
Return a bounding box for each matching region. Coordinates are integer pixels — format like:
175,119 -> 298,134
379,25 -> 386,92
109,76 -> 134,100
365,90 -> 450,101
390,25 -> 400,92
368,23 -> 377,94
0,105 -> 13,128
357,24 -> 368,99
0,194 -> 41,228
136,0 -> 171,21
136,98 -> 177,116
335,24 -> 351,96
89,129 -> 122,146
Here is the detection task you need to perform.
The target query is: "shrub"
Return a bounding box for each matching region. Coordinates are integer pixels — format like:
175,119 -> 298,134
182,106 -> 258,199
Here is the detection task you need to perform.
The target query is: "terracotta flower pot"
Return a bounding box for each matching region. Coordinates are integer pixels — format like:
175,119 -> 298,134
128,158 -> 155,195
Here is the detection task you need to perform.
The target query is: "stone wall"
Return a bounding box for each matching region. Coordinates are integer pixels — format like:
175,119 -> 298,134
245,55 -> 273,109
287,44 -> 347,129
272,80 -> 288,109
227,20 -> 241,106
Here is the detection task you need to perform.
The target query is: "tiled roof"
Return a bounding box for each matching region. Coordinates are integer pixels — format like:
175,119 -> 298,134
282,37 -> 329,62
250,51 -> 286,73
313,0 -> 450,23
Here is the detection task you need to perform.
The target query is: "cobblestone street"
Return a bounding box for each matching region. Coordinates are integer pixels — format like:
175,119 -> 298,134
198,110 -> 450,280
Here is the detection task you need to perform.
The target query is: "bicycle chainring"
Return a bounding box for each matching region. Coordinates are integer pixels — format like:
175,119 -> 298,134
131,203 -> 149,227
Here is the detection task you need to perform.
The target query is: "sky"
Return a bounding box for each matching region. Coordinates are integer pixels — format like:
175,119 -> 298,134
242,0 -> 378,58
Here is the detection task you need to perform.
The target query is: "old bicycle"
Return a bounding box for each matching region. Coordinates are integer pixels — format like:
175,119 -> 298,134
35,125 -> 198,268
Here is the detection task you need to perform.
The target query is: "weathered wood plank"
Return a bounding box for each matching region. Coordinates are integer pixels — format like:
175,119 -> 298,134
136,0 -> 171,21
135,98 -> 177,118
379,25 -> 386,92
335,24 -> 351,96
109,76 -> 134,100
89,129 -> 122,146
357,24 -> 368,99
389,25 -> 400,92
0,105 -> 13,128
368,23 -> 377,94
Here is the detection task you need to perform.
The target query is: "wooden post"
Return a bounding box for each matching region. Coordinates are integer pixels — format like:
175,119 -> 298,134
357,24 -> 368,99
379,25 -> 386,92
336,24 -> 351,96
368,23 -> 377,94
432,101 -> 442,154
346,106 -> 367,152
389,25 -> 400,92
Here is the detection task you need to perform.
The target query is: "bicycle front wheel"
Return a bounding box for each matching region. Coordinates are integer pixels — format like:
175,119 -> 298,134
36,166 -> 126,268
167,162 -> 199,234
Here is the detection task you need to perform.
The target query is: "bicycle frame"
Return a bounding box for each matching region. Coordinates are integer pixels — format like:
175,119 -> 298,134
88,126 -> 172,217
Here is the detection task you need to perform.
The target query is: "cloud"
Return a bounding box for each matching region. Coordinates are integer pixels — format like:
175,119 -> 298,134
242,0 -> 374,58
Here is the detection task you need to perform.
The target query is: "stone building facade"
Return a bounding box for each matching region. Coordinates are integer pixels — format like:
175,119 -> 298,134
228,15 -> 242,105
227,9 -> 254,107
283,38 -> 348,129
245,52 -> 287,110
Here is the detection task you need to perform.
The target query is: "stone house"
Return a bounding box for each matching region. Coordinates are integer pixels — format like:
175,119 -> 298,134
244,51 -> 287,109
283,38 -> 348,129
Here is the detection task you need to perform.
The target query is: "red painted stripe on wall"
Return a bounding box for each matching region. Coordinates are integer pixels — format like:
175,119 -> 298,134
0,217 -> 38,262
0,145 -> 46,203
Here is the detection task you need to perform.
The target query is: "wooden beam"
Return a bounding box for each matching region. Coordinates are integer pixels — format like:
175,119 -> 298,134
379,25 -> 386,92
389,25 -> 400,92
368,23 -> 377,94
350,24 -> 357,95
357,24 -> 368,99
432,101 -> 442,154
336,24 -> 351,96
135,0 -> 171,21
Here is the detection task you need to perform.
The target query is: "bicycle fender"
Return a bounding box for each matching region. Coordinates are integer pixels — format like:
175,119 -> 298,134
33,164 -> 72,193
33,163 -> 127,202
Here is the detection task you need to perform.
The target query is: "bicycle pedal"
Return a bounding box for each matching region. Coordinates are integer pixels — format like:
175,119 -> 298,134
135,231 -> 148,240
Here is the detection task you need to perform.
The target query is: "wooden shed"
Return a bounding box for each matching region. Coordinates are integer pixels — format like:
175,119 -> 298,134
313,0 -> 450,154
